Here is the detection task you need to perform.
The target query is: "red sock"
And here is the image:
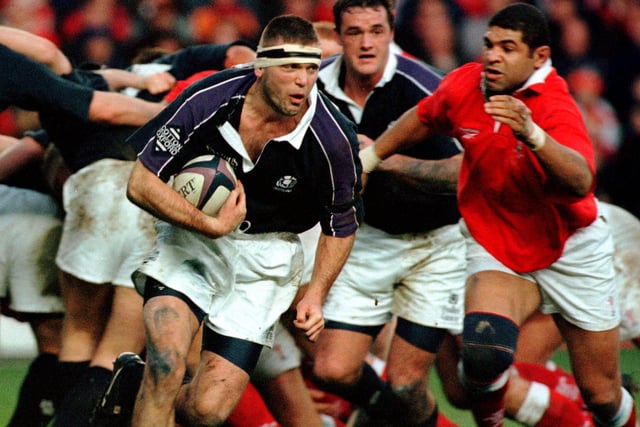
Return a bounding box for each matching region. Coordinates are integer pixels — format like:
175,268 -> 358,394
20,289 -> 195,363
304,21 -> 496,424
470,381 -> 508,427
436,411 -> 460,427
534,389 -> 595,427
226,382 -> 280,427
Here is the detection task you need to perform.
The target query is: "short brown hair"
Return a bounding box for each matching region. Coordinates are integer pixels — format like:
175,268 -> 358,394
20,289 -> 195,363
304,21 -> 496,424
259,14 -> 320,48
333,0 -> 395,33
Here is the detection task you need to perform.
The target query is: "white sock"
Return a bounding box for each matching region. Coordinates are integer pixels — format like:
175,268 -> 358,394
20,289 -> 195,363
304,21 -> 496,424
514,381 -> 551,426
593,387 -> 635,427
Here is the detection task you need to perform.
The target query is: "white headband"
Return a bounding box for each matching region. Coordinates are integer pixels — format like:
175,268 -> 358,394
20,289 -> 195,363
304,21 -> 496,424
254,44 -> 322,68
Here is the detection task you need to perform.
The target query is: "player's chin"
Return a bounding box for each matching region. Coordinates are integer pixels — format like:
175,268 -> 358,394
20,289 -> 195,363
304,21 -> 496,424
484,81 -> 503,93
356,62 -> 380,76
279,104 -> 301,117
485,81 -> 515,96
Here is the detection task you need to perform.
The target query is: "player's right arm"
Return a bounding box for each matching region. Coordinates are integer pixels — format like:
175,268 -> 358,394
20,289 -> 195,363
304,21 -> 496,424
94,68 -> 176,94
87,91 -> 165,126
127,159 -> 246,238
362,105 -> 433,173
0,25 -> 72,75
358,133 -> 460,193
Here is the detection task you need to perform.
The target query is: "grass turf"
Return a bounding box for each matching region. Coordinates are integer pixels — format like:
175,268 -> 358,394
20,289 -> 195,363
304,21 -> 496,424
1,349 -> 638,426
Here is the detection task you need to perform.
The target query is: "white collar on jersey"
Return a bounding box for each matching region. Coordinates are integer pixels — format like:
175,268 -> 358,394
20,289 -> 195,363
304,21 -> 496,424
271,84 -> 318,147
518,59 -> 553,92
319,49 -> 398,123
218,85 -> 318,173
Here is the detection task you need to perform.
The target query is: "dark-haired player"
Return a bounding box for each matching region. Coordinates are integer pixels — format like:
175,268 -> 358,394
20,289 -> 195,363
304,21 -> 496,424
105,14 -> 362,427
307,1 -> 464,426
43,39 -> 258,427
0,133 -> 64,427
363,3 -> 636,426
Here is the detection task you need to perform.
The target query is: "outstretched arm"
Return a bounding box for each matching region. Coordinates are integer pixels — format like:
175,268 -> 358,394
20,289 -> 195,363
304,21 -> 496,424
360,105 -> 433,173
0,43 -> 164,126
377,154 -> 461,193
359,133 -> 460,193
0,25 -> 72,75
95,68 -> 176,94
88,91 -> 165,126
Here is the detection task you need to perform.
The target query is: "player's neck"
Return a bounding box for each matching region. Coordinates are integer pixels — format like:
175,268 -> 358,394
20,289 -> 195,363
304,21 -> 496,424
342,71 -> 381,107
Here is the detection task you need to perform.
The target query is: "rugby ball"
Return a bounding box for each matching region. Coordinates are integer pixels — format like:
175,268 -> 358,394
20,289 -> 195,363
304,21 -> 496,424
172,154 -> 237,216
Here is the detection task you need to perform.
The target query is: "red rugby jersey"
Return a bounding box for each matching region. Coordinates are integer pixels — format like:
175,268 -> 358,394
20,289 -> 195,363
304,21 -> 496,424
416,62 -> 597,272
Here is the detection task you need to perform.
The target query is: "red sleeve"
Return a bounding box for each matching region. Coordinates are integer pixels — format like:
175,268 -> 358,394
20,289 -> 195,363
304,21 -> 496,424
415,64 -> 479,135
163,70 -> 217,103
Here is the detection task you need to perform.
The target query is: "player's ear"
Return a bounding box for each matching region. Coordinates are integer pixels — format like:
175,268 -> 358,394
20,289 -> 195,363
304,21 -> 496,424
254,67 -> 264,78
533,45 -> 550,69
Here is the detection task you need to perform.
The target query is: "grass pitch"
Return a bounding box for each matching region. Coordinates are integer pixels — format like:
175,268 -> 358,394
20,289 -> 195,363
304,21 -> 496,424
1,349 -> 638,426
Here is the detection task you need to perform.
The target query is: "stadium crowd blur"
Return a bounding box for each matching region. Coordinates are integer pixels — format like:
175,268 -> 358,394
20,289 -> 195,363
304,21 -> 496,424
1,0 -> 640,218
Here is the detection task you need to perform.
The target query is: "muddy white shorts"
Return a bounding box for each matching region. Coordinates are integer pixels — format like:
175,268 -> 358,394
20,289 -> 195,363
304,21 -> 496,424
602,203 -> 640,341
133,223 -> 304,347
462,203 -> 620,332
56,159 -> 156,288
251,321 -> 302,386
322,223 -> 466,334
0,185 -> 64,313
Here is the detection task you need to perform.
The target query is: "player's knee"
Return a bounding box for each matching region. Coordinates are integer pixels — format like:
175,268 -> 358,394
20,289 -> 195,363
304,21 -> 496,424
180,399 -> 226,427
387,376 -> 429,410
312,354 -> 361,387
460,312 -> 518,385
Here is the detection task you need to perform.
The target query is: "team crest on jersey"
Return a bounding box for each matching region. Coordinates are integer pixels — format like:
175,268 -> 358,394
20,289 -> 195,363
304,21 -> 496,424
154,125 -> 182,155
459,127 -> 480,140
274,175 -> 298,192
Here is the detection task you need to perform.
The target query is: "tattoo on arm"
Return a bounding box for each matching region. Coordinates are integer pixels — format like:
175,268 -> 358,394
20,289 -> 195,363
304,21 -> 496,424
378,154 -> 460,193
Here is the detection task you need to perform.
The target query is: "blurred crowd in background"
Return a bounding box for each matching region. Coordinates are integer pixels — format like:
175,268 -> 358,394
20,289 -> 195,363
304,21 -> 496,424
1,0 -> 639,217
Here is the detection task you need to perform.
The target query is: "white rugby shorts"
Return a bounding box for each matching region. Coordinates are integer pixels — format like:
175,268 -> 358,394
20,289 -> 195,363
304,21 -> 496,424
602,202 -> 640,341
321,223 -> 466,334
0,185 -> 64,313
56,159 -> 156,288
251,321 -> 302,386
298,223 -> 321,283
133,224 -> 304,347
462,202 -> 620,332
